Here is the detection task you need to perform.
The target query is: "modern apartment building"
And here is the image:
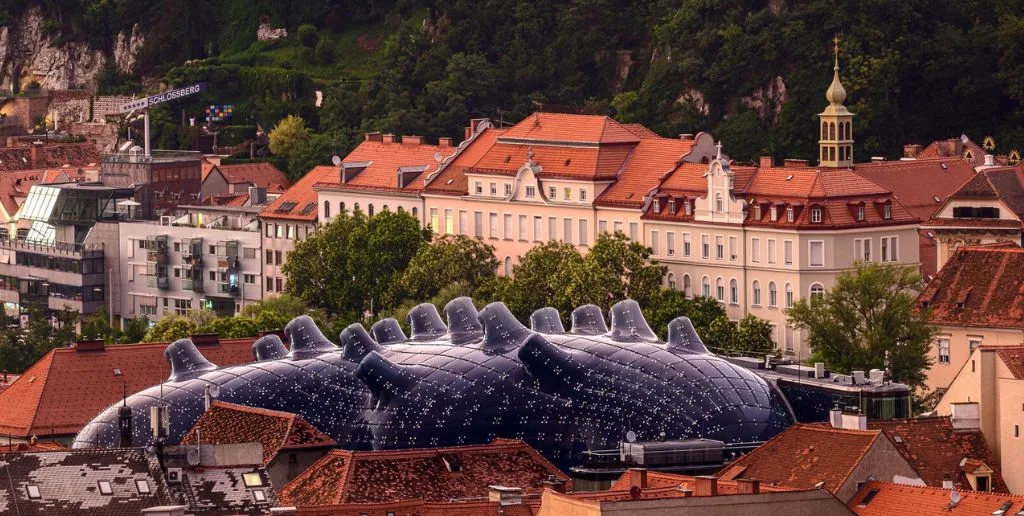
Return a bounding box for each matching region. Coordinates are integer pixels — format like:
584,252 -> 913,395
99,148 -> 203,219
118,204 -> 264,320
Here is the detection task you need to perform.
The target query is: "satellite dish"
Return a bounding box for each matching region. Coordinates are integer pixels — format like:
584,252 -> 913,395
331,155 -> 341,166
208,384 -> 220,398
625,430 -> 637,443
186,449 -> 200,466
950,491 -> 961,504
433,152 -> 443,163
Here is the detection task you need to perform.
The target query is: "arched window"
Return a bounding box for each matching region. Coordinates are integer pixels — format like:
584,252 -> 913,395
845,122 -> 851,139
368,204 -> 375,216
397,206 -> 405,213
716,277 -> 725,302
667,272 -> 676,290
382,205 -> 389,212
785,283 -> 794,308
354,202 -> 360,213
324,200 -> 330,219
504,257 -> 513,276
838,122 -> 844,140
339,202 -> 345,214
821,122 -> 828,140
752,280 -> 762,306
729,279 -> 738,304
412,207 -> 418,218
829,122 -> 836,140
768,281 -> 778,307
701,276 -> 710,298
683,274 -> 692,298
810,283 -> 825,300
715,193 -> 724,213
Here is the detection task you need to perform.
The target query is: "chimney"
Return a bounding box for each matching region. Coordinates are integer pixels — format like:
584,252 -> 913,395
542,474 -> 566,493
487,486 -> 523,506
814,362 -> 826,379
852,370 -> 866,384
677,487 -> 694,497
464,126 -> 472,140
364,132 -> 383,142
942,474 -> 954,490
903,144 -> 923,159
783,159 -> 810,168
984,154 -> 995,166
247,186 -> 267,206
469,118 -> 488,135
438,137 -> 453,148
382,134 -> 396,144
628,468 -> 648,489
840,410 -> 868,431
75,339 -> 106,352
951,402 -> 981,431
679,134 -> 694,141
694,476 -> 718,497
736,479 -> 761,495
829,407 -> 843,428
30,142 -> 42,168
403,135 -> 423,146
759,156 -> 774,168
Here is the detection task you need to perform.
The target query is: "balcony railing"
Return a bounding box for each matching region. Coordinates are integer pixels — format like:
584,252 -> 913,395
101,149 -> 202,165
0,237 -> 104,258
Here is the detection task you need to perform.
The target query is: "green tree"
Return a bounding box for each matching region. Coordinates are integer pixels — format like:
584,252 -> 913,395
297,23 -> 318,48
286,131 -> 347,182
735,314 -> 777,357
494,241 -> 583,320
401,235 -> 498,301
786,262 -> 935,388
142,315 -> 198,342
268,115 -> 309,159
283,211 -> 364,317
120,317 -> 150,344
346,210 -> 431,315
567,232 -> 666,308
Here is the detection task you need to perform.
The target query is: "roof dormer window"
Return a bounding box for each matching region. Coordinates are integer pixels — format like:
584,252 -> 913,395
668,198 -> 676,215
684,199 -> 692,216
715,193 -> 724,213
652,198 -> 660,213
786,206 -> 794,223
769,206 -> 778,222
856,203 -> 865,221
753,203 -> 761,220
811,206 -> 823,224
883,201 -> 892,220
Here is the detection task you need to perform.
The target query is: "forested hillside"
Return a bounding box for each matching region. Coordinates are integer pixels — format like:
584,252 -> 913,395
4,0 -> 1024,167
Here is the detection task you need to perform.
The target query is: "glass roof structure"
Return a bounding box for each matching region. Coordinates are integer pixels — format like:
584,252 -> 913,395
74,299 -> 794,468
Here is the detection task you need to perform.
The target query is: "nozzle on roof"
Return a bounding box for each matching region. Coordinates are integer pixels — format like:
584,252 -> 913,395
608,300 -> 658,342
478,302 -> 532,351
666,316 -> 708,354
571,304 -> 608,335
355,351 -> 417,408
251,334 -> 288,362
408,303 -> 448,341
339,323 -> 381,362
530,307 -> 565,334
284,315 -> 337,358
444,297 -> 483,344
370,318 -> 407,344
519,334 -> 585,394
165,338 -> 218,382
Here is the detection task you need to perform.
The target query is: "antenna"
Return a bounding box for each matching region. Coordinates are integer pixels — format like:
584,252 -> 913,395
625,430 -> 637,443
331,155 -> 341,166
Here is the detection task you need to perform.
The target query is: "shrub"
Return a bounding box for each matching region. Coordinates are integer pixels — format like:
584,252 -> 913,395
315,38 -> 334,63
297,24 -> 318,48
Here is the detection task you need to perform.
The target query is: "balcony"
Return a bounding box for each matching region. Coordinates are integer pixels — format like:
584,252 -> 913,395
101,149 -> 202,165
144,235 -> 169,265
0,236 -> 104,259
146,275 -> 170,289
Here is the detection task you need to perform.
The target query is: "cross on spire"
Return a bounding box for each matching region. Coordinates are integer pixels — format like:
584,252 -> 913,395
715,141 -> 723,160
832,33 -> 841,69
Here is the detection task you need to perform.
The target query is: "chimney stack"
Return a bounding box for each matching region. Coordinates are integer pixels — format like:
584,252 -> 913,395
759,156 -> 774,168
736,479 -> 761,494
830,407 -> 843,428
840,410 -> 868,430
542,475 -> 566,493
364,132 -> 383,142
403,135 -> 423,146
694,476 -> 718,497
382,134 -> 396,144
679,134 -> 694,141
984,154 -> 995,167
438,137 -> 453,148
30,142 -> 42,168
903,144 -> 923,159
628,468 -> 648,489
951,402 -> 981,431
942,474 -> 954,490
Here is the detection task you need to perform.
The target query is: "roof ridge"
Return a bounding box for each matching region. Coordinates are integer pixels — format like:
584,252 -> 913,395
24,349 -> 58,435
209,400 -> 293,420
860,480 -> 1024,497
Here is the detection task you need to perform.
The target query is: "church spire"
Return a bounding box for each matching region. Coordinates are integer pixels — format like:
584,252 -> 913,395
818,34 -> 854,168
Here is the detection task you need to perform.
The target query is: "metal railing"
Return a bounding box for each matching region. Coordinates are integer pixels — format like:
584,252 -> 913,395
0,237 -> 104,257
101,149 -> 202,164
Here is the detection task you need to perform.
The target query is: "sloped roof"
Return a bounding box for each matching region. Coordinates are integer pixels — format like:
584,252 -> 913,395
499,112 -> 640,144
0,440 -> 64,453
0,448 -> 169,515
314,139 -> 447,194
849,481 -> 1024,516
916,246 -> 1024,329
216,162 -> 290,190
916,136 -> 994,165
994,346 -> 1024,380
866,416 -> 1007,492
422,128 -> 504,196
180,401 -> 336,465
0,143 -> 99,172
608,469 -> 797,493
595,138 -> 694,208
469,142 -> 633,180
261,165 -> 335,221
278,439 -> 569,507
853,158 -> 976,220
623,123 -> 662,139
292,499 -> 539,516
717,424 -> 882,494
0,339 -> 257,438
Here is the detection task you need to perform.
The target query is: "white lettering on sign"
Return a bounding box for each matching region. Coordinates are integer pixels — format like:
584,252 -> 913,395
119,82 -> 207,113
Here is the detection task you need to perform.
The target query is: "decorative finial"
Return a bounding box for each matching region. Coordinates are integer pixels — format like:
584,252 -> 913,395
833,33 -> 840,69
715,141 -> 723,160
527,146 -> 535,163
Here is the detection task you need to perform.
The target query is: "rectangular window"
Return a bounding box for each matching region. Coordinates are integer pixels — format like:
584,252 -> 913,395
715,235 -> 724,260
504,183 -> 512,196
809,240 -> 825,267
855,238 -> 872,262
729,236 -> 738,260
275,250 -> 282,265
767,239 -> 777,264
751,237 -> 761,263
579,219 -> 589,246
701,234 -> 710,259
785,325 -> 795,352
489,213 -> 498,238
683,233 -> 691,257
244,273 -> 256,284
474,211 -> 483,238
429,208 -> 439,231
266,249 -> 273,265
598,220 -> 608,234
458,210 -> 468,235
564,218 -> 573,244
651,230 -> 660,254
533,216 -> 542,241
276,277 -> 282,291
938,338 -> 951,364
287,225 -> 294,239
579,189 -> 587,202
266,224 -> 273,237
503,214 -> 513,240
881,236 -> 899,262
525,186 -> 536,198
564,187 -> 571,200
629,222 -> 638,242
490,183 -> 497,196
549,217 -> 558,241
613,221 -> 623,234
969,337 -> 983,354
275,224 -> 283,238
519,215 -> 528,240
667,232 -> 676,256
444,209 -> 454,234
475,181 -> 482,194
784,240 -> 793,265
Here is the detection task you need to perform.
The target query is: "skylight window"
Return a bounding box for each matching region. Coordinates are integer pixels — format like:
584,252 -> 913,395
136,479 -> 151,494
242,472 -> 264,487
253,489 -> 267,502
857,489 -> 879,507
26,485 -> 40,499
98,480 -> 113,495
113,368 -> 122,376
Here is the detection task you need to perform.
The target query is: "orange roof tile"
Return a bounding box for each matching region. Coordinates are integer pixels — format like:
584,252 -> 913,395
0,440 -> 64,452
849,481 -> 1024,515
623,123 -> 662,139
0,142 -> 99,172
607,469 -> 797,494
278,439 -> 569,507
469,142 -> 633,180
181,401 -> 336,465
292,499 -> 540,516
216,162 -> 291,190
916,246 -> 1024,329
994,346 -> 1024,380
423,128 -> 504,196
0,339 -> 257,438
315,139 -> 448,194
595,138 -> 695,208
261,165 -> 336,221
853,158 -> 976,220
716,424 -> 882,494
866,417 -> 1006,492
500,112 -> 640,144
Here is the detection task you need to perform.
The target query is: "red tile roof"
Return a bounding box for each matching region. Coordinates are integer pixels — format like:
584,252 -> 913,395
0,439 -> 64,452
206,192 -> 251,207
469,142 -> 633,180
595,138 -> 695,208
216,162 -> 290,189
608,469 -> 797,493
314,139 -> 447,194
293,499 -> 540,516
0,338 -> 256,438
849,481 -> 1024,515
916,136 -> 995,165
0,373 -> 19,394
0,167 -> 90,217
717,424 -> 882,494
994,346 -> 1024,380
500,112 -> 640,144
180,401 -> 336,465
0,142 -> 99,172
916,246 -> 1024,329
422,128 -> 505,196
853,158 -> 977,220
261,165 -> 335,221
278,439 -> 570,507
866,416 -> 1007,492
624,123 -> 662,139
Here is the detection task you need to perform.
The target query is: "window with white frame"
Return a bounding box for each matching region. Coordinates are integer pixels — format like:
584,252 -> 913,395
474,212 -> 483,237
505,183 -> 512,196
752,280 -> 762,306
489,213 -> 498,238
702,276 -> 710,297
716,277 -> 725,302
786,206 -> 794,222
444,209 -> 453,234
490,183 -> 497,196
810,283 -> 825,300
503,214 -> 513,239
579,219 -> 589,246
614,221 -> 623,233
525,186 -> 536,198
598,220 -> 608,234
475,182 -> 482,194
459,210 -> 468,235
548,186 -> 556,199
785,283 -> 794,308
667,232 -> 676,256
701,234 -> 710,259
809,240 -> 825,267
937,337 -> 950,364
767,239 -> 777,264
785,325 -> 795,352
533,216 -> 542,241
770,206 -> 778,221
881,236 -> 899,262
883,202 -> 892,219
629,222 -> 638,241
730,279 -> 738,304
811,206 -> 823,223
729,236 -> 737,260
751,237 -> 760,262
856,203 -> 865,221
430,208 -> 439,231
683,233 -> 691,256
855,238 -> 872,262
667,272 -> 676,289
652,198 -> 660,213
684,200 -> 692,216
715,193 -> 724,213
579,189 -> 587,202
651,230 -> 660,254
969,336 -> 983,353
768,281 -> 778,307
564,218 -> 573,244
784,240 -> 793,265
716,235 -> 724,259
549,217 -> 558,241
683,274 -> 692,297
519,215 -> 528,240
564,187 -> 571,200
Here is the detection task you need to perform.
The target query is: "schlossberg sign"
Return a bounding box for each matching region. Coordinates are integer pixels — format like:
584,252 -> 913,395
119,82 -> 207,113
